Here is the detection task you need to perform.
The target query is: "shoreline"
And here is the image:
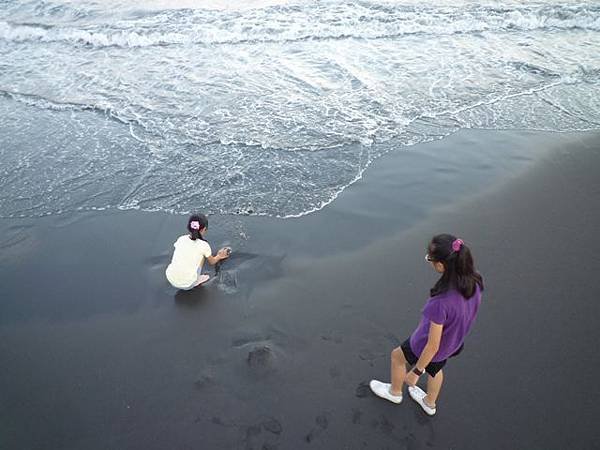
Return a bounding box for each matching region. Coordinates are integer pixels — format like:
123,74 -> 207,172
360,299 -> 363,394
1,129 -> 599,449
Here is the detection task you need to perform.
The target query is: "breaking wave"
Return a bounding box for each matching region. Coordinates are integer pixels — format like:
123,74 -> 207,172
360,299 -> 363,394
0,0 -> 599,218
1,3 -> 600,48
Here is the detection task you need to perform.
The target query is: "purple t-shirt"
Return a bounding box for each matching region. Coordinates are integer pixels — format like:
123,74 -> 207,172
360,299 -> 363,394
409,285 -> 482,362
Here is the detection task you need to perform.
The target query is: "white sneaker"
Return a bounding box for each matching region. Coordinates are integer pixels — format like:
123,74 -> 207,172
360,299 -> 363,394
408,385 -> 436,416
369,380 -> 403,404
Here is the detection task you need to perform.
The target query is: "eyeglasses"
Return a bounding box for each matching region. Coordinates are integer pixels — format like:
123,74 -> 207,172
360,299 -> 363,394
425,254 -> 434,262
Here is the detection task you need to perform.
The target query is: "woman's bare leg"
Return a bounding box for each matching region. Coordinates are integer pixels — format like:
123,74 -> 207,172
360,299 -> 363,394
425,369 -> 443,407
390,347 -> 407,395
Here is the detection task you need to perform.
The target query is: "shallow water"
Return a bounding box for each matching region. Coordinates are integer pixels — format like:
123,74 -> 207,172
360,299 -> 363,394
1,0 -> 599,218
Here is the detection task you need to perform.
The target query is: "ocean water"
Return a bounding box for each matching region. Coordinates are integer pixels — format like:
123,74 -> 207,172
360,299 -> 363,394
0,0 -> 599,218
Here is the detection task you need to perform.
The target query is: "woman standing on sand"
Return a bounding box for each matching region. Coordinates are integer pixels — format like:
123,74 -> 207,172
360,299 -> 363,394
370,234 -> 484,416
165,214 -> 230,290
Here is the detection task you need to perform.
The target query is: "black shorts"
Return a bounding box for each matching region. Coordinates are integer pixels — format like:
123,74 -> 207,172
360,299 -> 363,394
400,339 -> 464,378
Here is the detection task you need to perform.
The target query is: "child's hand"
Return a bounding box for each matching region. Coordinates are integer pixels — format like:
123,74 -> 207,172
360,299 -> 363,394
217,247 -> 231,259
404,371 -> 419,387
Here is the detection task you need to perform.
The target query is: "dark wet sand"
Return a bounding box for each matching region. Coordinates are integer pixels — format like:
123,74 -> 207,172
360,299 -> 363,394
1,130 -> 599,449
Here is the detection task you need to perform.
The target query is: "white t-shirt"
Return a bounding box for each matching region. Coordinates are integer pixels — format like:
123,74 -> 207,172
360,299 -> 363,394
165,235 -> 212,287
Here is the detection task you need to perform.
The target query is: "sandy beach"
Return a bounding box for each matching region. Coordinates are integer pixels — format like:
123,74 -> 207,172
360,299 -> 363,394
1,129 -> 599,449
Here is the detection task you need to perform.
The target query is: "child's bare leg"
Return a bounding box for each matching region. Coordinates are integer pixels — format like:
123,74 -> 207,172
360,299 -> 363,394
425,370 -> 444,407
390,347 -> 407,395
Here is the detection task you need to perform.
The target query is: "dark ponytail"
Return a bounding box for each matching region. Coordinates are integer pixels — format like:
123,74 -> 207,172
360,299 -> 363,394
428,234 -> 484,299
187,214 -> 208,241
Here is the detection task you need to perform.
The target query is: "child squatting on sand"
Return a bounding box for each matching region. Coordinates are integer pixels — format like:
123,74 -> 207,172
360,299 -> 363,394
165,214 -> 230,290
370,234 -> 484,416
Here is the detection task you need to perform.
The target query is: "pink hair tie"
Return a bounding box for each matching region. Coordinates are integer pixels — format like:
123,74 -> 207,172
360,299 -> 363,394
190,221 -> 200,230
452,238 -> 464,252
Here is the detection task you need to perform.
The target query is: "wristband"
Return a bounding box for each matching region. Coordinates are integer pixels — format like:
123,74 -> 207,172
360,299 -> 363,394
412,367 -> 424,376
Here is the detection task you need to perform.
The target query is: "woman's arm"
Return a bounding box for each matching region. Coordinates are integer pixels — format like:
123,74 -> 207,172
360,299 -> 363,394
415,321 -> 443,371
405,321 -> 443,385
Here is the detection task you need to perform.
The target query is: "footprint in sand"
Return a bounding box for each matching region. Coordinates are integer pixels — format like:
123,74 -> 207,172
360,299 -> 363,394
320,331 -> 343,344
305,412 -> 330,443
315,414 -> 329,429
378,415 -> 395,435
262,418 -> 283,435
261,444 -> 279,450
358,349 -> 382,366
244,418 -> 282,449
247,345 -> 274,369
384,332 -> 401,346
193,374 -> 214,390
352,409 -> 362,425
208,416 -> 281,448
212,416 -> 226,426
246,424 -> 262,438
355,381 -> 370,398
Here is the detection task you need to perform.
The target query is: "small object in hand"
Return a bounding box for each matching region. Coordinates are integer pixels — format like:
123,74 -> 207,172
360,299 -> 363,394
224,247 -> 232,255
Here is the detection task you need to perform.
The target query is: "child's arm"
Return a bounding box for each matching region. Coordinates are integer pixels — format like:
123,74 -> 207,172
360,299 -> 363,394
206,248 -> 230,266
406,322 -> 443,384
